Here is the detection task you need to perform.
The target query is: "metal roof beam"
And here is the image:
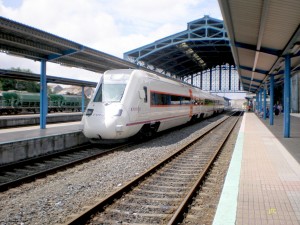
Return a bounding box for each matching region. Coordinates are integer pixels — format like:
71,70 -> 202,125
259,24 -> 300,91
240,75 -> 263,83
47,47 -> 84,61
244,83 -> 260,88
249,0 -> 270,92
131,38 -> 228,62
234,41 -> 281,56
239,65 -> 268,75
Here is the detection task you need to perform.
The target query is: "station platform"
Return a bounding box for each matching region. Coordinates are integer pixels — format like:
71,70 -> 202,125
213,112 -> 300,225
0,121 -> 83,143
0,112 -> 83,128
0,121 -> 88,165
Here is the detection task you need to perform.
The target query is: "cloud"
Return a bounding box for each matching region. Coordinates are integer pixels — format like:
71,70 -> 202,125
0,0 -> 222,80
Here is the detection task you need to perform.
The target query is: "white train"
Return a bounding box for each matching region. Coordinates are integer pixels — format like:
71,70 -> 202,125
81,69 -> 225,143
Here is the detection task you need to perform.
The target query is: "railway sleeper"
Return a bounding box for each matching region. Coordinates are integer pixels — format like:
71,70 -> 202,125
117,202 -> 177,211
102,209 -> 167,218
125,194 -> 181,202
142,183 -> 189,191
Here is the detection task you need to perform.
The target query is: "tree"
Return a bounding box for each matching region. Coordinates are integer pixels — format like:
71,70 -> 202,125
0,78 -> 16,91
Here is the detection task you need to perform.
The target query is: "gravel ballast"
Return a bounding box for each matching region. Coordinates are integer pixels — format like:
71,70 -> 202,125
0,115 -> 227,225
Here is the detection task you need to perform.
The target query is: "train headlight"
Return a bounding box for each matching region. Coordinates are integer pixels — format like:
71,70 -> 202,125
85,108 -> 94,116
107,107 -> 123,117
113,109 -> 123,116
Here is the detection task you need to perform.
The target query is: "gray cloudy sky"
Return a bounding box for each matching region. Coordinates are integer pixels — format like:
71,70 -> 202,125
0,0 -> 222,82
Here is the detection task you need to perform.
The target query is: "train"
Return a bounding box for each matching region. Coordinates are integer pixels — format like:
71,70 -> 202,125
81,69 -> 225,143
0,90 -> 87,115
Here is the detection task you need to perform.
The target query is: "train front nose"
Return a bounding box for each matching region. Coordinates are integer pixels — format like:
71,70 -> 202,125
82,103 -> 126,140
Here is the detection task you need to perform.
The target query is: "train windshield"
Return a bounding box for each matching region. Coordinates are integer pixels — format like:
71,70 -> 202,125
94,83 -> 127,103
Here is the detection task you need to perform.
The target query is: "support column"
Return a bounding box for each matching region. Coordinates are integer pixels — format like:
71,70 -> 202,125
259,89 -> 262,113
283,54 -> 291,138
191,74 -> 194,86
256,93 -> 259,113
81,86 -> 85,112
40,60 -> 47,129
200,71 -> 203,89
209,68 -> 212,91
269,74 -> 274,125
263,88 -> 267,120
229,65 -> 232,90
219,65 -> 222,91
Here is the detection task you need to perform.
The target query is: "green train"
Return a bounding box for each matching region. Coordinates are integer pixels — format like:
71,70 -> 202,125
0,90 -> 88,115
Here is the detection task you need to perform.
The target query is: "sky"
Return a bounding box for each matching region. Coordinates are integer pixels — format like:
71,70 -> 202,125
0,0 -> 222,82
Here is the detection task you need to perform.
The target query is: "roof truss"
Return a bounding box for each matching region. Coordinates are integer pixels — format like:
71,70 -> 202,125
124,15 -> 234,77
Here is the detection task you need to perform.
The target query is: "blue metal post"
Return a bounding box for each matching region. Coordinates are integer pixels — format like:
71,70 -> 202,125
284,54 -> 291,138
81,86 -> 85,112
191,74 -> 194,86
200,71 -> 203,89
256,93 -> 259,113
263,88 -> 267,120
259,89 -> 262,113
40,60 -> 47,129
229,65 -> 232,90
269,74 -> 274,125
219,65 -> 222,91
209,68 -> 212,91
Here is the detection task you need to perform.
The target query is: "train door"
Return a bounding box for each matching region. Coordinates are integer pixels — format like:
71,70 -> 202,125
137,85 -> 149,119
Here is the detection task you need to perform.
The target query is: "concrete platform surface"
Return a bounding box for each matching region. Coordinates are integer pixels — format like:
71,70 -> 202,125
0,112 -> 83,128
0,121 -> 87,165
214,112 -> 300,225
0,121 -> 83,144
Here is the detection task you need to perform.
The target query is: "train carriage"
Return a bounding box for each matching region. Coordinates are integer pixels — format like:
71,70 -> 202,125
82,69 -> 225,142
0,90 -> 87,114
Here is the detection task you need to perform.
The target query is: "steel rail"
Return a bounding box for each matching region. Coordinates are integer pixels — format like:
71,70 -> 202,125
63,112 -> 238,225
167,111 -> 242,224
0,143 -> 133,192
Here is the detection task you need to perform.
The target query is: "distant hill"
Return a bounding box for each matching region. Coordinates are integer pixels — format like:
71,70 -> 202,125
48,84 -> 94,99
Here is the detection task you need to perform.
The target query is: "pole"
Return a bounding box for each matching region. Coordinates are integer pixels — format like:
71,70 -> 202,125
263,88 -> 267,120
283,54 -> 291,138
81,86 -> 85,112
40,60 -> 47,129
270,75 -> 274,125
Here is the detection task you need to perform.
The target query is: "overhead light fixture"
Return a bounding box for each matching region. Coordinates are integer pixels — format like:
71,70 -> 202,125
273,68 -> 279,74
177,42 -> 206,68
291,42 -> 300,55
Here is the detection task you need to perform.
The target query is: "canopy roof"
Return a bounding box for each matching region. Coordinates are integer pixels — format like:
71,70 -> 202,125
124,15 -> 234,77
0,16 -> 137,73
218,0 -> 300,93
0,69 -> 97,87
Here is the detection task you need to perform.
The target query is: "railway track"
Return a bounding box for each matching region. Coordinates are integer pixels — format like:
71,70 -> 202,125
0,143 -> 132,192
63,111 -> 242,225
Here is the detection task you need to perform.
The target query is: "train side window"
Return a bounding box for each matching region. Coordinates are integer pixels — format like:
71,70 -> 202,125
181,96 -> 191,105
170,95 -> 180,105
143,86 -> 147,103
94,84 -> 102,102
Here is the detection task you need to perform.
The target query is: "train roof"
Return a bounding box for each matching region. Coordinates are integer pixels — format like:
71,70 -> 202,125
104,69 -> 223,100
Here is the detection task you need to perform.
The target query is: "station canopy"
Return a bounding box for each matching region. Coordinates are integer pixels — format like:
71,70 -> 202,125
124,15 -> 234,78
0,16 -> 137,74
0,69 -> 97,87
218,0 -> 300,93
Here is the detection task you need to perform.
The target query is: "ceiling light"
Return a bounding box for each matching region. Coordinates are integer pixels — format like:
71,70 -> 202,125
291,42 -> 300,54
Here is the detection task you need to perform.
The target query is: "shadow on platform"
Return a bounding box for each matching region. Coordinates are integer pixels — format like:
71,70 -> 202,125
254,112 -> 300,164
